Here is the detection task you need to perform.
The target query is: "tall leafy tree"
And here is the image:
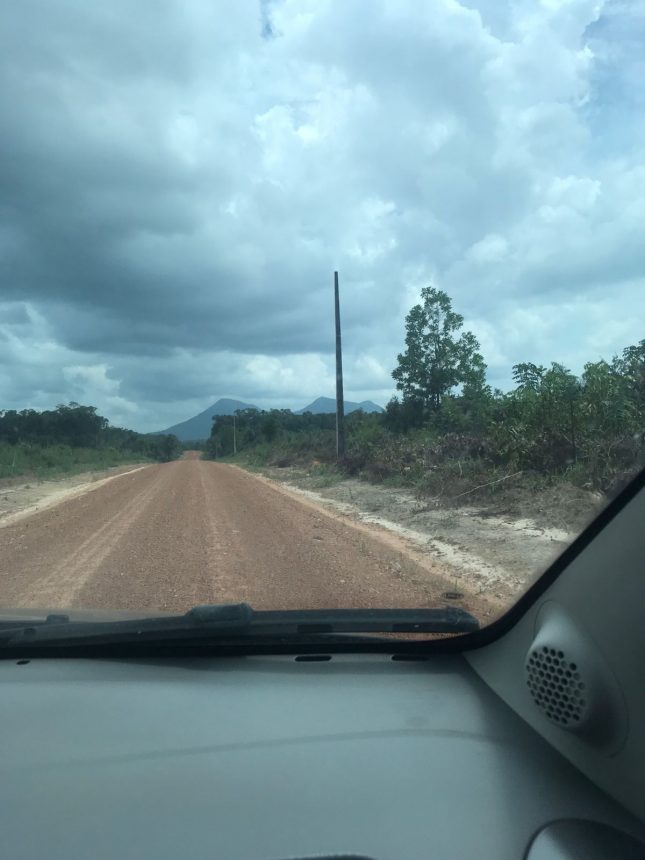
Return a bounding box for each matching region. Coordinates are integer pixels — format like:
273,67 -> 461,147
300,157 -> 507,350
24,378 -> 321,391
582,359 -> 635,437
392,287 -> 487,412
498,362 -> 582,470
612,339 -> 645,415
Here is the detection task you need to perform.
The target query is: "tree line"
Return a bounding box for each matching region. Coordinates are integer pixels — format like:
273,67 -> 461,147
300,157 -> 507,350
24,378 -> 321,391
386,287 -> 644,489
0,403 -> 181,462
207,288 -> 644,494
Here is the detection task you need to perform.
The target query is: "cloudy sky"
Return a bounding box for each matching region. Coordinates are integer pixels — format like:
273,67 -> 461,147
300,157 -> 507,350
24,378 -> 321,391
1,0 -> 644,432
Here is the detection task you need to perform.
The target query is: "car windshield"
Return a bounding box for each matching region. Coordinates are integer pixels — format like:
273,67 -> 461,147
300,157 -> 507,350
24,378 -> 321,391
0,0 -> 643,638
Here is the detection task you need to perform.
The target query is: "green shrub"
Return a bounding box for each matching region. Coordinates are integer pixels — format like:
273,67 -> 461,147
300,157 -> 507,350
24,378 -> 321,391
0,442 -> 146,480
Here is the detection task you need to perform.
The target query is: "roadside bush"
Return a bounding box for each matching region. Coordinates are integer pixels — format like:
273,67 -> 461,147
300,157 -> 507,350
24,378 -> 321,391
0,442 -> 143,480
0,403 -> 182,479
203,336 -> 644,505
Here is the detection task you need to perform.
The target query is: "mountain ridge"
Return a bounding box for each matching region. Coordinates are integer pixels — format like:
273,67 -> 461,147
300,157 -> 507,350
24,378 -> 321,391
154,396 -> 384,441
295,396 -> 384,415
153,398 -> 257,441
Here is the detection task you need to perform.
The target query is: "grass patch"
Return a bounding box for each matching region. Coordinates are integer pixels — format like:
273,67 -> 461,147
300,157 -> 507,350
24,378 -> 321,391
0,442 -> 147,481
305,463 -> 344,488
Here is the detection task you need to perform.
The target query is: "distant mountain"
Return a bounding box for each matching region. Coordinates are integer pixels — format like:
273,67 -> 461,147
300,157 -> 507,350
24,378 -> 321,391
296,397 -> 384,415
153,398 -> 257,441
154,395 -> 384,441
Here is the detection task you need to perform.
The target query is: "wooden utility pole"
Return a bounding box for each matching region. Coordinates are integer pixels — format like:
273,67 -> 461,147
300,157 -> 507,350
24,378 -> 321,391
211,416 -> 218,459
334,270 -> 345,460
233,414 -> 237,455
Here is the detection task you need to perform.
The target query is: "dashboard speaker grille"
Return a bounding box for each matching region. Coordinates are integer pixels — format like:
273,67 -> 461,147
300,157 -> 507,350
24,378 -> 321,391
525,645 -> 588,727
524,603 -> 627,749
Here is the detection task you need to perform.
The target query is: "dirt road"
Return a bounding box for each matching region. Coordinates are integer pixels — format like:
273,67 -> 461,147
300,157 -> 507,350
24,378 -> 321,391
0,454 -> 497,618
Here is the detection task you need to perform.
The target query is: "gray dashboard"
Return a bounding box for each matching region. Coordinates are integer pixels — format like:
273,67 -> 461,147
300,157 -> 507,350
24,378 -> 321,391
1,652 -> 644,860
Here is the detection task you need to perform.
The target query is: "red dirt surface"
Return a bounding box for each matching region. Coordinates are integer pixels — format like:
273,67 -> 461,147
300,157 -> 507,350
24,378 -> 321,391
0,456 -> 500,620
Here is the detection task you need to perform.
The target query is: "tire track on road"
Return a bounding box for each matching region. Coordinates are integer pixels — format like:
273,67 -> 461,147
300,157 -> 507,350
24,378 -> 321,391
75,459 -> 215,612
15,467 -> 168,608
198,462 -> 252,604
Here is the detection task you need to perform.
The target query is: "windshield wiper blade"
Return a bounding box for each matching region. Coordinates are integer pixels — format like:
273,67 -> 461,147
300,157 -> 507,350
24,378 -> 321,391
0,603 -> 478,648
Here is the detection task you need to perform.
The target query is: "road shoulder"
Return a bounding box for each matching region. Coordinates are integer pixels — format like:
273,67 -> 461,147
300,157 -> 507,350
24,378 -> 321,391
231,463 -> 581,610
0,464 -> 150,528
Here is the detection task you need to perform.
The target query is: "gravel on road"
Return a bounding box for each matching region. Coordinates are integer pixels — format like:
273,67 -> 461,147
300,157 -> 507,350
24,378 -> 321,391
0,455 -> 500,619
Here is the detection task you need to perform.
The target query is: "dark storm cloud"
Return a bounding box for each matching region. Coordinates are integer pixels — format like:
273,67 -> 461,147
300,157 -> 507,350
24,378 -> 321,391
0,0 -> 302,354
1,0 -> 645,431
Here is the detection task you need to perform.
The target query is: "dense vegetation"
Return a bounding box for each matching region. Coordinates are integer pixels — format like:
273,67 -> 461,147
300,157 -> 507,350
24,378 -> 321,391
0,403 -> 181,479
207,289 -> 645,504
